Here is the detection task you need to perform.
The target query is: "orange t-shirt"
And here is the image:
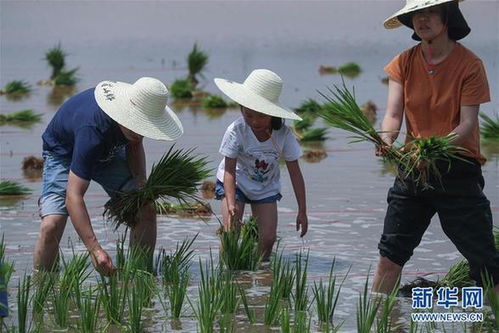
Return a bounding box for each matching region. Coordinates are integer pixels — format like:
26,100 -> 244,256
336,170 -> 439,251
384,43 -> 490,164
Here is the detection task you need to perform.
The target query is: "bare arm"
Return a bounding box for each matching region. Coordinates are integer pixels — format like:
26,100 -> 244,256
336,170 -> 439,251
127,139 -> 147,187
286,160 -> 308,237
449,105 -> 480,146
380,79 -> 404,144
223,157 -> 238,219
66,171 -> 115,275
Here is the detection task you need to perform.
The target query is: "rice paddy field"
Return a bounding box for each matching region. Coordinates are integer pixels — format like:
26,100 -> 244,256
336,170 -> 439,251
1,1 -> 498,332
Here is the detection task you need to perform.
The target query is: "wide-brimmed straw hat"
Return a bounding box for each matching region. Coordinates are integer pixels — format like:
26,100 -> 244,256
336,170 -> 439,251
384,0 -> 470,41
214,69 -> 302,120
94,77 -> 183,141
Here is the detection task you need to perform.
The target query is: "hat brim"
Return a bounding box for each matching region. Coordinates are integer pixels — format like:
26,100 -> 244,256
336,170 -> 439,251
214,78 -> 302,121
95,80 -> 184,141
384,0 -> 461,29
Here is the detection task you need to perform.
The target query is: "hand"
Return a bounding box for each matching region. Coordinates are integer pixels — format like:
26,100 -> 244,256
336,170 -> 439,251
296,211 -> 308,237
375,138 -> 393,157
226,204 -> 242,230
90,248 -> 116,276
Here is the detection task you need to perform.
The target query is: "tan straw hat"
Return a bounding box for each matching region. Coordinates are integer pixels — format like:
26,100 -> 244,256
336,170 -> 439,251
94,77 -> 183,141
214,69 -> 302,121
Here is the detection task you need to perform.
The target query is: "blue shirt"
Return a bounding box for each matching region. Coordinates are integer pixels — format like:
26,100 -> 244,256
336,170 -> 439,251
42,88 -> 128,180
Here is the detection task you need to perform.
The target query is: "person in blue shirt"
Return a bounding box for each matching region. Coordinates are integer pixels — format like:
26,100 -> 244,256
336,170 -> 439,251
33,77 -> 183,276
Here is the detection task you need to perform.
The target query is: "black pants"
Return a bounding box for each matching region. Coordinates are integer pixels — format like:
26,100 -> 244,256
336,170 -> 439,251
378,157 -> 499,285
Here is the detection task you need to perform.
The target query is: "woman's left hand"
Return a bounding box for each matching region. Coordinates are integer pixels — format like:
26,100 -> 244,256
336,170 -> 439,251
296,211 -> 308,237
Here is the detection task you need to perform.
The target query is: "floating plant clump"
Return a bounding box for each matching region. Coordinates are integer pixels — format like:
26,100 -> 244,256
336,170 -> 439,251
298,127 -> 328,142
338,62 -> 362,78
294,98 -> 322,118
480,113 -> 499,141
0,109 -> 42,128
187,43 -> 209,87
43,43 -> 79,86
170,79 -> 194,99
202,95 -> 229,108
104,146 -> 211,229
0,81 -> 31,99
319,82 -> 469,189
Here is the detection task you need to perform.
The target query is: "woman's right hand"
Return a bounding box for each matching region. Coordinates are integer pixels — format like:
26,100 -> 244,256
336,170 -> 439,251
375,137 -> 393,157
91,248 -> 116,276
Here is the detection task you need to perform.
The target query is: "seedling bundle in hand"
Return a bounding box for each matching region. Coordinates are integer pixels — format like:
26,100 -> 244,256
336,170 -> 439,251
318,82 -> 469,189
104,146 -> 211,229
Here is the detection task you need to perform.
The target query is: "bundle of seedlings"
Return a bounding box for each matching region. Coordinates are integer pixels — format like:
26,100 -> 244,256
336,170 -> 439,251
319,82 -> 468,189
43,44 -> 79,86
218,216 -> 262,271
298,127 -> 328,143
104,146 -> 211,229
480,113 -> 499,141
0,109 -> 42,126
0,80 -> 31,96
0,180 -> 31,196
155,201 -> 212,217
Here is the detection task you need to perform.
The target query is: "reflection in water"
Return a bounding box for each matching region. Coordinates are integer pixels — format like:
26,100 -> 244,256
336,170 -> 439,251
47,85 -> 77,107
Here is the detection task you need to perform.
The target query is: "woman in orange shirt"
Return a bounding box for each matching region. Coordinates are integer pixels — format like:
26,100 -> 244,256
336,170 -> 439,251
372,0 -> 499,294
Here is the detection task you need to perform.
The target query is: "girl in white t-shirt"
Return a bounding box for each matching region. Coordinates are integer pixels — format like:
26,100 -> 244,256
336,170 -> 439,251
214,69 -> 308,260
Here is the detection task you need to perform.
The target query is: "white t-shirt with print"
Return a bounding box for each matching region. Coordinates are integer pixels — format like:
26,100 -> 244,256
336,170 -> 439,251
216,117 -> 302,200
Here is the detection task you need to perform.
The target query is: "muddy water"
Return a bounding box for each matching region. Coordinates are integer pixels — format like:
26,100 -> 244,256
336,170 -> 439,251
1,1 -> 498,331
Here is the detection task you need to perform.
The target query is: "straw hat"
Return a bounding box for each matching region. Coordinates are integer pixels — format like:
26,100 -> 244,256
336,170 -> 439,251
214,69 -> 302,120
384,0 -> 470,40
94,77 -> 183,141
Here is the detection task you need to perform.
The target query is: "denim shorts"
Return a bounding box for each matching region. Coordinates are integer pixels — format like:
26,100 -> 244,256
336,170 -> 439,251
378,157 -> 499,285
38,150 -> 137,217
215,180 -> 282,204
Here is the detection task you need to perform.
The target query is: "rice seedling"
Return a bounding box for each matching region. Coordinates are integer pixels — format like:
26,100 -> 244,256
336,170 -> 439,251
298,127 -> 328,142
156,201 -> 212,217
77,285 -> 101,333
280,304 -> 291,332
272,250 -> 296,299
189,257 -> 224,333
51,278 -> 72,328
104,146 -> 211,229
54,68 -> 79,86
480,113 -> 499,140
219,216 -> 262,271
356,272 -> 381,333
293,310 -> 312,332
127,270 -> 155,332
319,82 -> 469,189
45,44 -> 66,79
0,180 -> 31,196
99,269 -> 130,325
187,43 -> 209,87
0,236 -> 13,286
238,283 -> 256,324
375,282 -> 399,333
292,250 -> 310,313
32,271 -> 55,316
338,62 -> 362,78
482,272 -> 499,329
263,278 -> 284,326
202,95 -> 228,108
167,269 -> 190,318
17,273 -> 32,333
0,109 -> 42,126
160,234 -> 197,285
170,79 -> 194,99
312,259 -> 346,328
0,80 -> 31,95
219,271 -> 239,315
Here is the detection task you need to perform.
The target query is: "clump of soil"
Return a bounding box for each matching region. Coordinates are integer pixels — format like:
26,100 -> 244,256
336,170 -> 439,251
302,149 -> 327,163
22,155 -> 44,180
